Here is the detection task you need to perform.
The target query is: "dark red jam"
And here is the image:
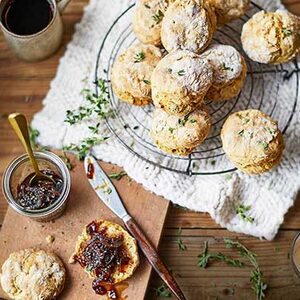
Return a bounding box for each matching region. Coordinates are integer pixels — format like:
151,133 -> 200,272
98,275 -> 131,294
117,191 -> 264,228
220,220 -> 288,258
16,169 -> 63,210
86,162 -> 94,179
74,221 -> 131,299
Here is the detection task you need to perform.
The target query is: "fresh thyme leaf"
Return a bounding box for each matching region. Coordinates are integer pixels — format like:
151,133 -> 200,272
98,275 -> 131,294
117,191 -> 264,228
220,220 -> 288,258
237,129 -> 244,136
190,119 -> 197,123
260,141 -> 269,151
144,3 -> 151,9
178,115 -> 189,126
64,79 -> 111,125
63,136 -> 109,160
210,160 -> 216,166
134,51 -> 145,63
59,151 -> 74,170
29,127 -> 40,149
176,227 -> 187,251
167,68 -> 172,74
224,239 -> 267,300
282,27 -> 293,38
143,79 -> 151,85
133,125 -> 139,130
153,285 -> 171,298
152,9 -> 164,24
222,63 -> 233,71
109,171 -> 127,181
169,127 -> 175,134
243,118 -> 250,125
88,123 -> 100,134
235,204 -> 254,223
177,69 -> 185,76
197,241 -> 244,269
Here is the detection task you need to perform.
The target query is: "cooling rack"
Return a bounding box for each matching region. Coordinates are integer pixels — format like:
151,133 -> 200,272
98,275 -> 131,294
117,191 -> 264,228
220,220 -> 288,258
95,2 -> 299,175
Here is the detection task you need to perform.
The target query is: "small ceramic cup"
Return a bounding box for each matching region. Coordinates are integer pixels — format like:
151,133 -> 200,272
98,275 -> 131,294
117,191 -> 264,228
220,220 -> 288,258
0,0 -> 70,61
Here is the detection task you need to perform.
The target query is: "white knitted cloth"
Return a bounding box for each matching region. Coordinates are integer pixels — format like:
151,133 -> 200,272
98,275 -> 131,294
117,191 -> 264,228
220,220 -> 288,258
32,0 -> 300,240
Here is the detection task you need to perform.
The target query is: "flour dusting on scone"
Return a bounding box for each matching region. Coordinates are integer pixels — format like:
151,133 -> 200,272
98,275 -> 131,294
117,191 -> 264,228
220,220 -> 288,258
161,0 -> 217,54
0,248 -> 66,300
221,109 -> 284,174
111,43 -> 162,105
151,50 -> 213,116
201,44 -> 247,101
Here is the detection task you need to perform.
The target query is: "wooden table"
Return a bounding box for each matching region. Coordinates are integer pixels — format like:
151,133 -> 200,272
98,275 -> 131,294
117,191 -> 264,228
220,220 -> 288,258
1,1 -> 300,299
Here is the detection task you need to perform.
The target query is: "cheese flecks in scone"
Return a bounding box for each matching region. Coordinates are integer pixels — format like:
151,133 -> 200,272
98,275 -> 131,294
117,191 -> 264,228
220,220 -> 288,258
151,107 -> 212,155
241,10 -> 300,64
161,0 -> 217,54
111,43 -> 163,106
151,50 -> 213,116
132,0 -> 170,46
221,109 -> 284,174
70,220 -> 139,286
0,248 -> 66,300
200,44 -> 248,101
206,0 -> 250,26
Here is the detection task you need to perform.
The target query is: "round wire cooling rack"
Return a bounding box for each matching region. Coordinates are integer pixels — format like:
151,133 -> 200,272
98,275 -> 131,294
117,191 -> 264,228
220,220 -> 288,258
94,2 -> 299,176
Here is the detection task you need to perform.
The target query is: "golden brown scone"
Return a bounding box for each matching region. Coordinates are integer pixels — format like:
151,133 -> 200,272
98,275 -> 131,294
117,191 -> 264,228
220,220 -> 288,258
241,10 -> 300,64
132,0 -> 170,46
70,220 -> 139,285
201,44 -> 248,101
221,109 -> 284,174
111,43 -> 162,105
161,0 -> 217,54
151,50 -> 213,116
0,248 -> 66,300
150,107 -> 212,155
207,0 -> 250,26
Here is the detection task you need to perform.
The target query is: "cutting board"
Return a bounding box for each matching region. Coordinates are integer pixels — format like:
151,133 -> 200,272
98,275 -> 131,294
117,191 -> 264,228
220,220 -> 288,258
0,160 -> 170,299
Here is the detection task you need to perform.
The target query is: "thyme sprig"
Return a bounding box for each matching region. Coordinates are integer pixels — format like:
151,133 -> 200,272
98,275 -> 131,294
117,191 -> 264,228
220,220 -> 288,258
153,285 -> 172,298
235,204 -> 254,223
109,171 -> 127,181
64,79 -> 111,125
134,51 -> 145,63
176,227 -> 187,251
152,9 -> 164,24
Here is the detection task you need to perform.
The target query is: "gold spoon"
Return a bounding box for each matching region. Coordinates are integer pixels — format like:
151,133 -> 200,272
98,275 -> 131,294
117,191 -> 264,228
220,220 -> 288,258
8,113 -> 55,186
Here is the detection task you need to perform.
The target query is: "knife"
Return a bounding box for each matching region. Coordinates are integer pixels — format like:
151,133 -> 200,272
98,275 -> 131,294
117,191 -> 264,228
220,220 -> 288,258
84,154 -> 187,300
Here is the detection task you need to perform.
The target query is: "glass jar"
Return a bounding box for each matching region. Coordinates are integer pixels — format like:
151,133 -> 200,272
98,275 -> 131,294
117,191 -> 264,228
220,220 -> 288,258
2,151 -> 71,222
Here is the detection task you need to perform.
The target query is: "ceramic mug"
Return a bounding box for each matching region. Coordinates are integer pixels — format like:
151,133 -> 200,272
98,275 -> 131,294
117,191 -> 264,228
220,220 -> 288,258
0,0 -> 70,61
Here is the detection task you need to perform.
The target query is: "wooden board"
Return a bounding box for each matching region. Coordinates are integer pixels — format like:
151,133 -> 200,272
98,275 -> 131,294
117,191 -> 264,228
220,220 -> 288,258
0,160 -> 169,299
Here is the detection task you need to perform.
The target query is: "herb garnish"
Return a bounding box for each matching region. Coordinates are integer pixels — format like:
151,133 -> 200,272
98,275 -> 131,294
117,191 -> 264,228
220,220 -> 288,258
134,51 -> 146,63
235,204 -> 254,223
260,141 -> 269,151
29,127 -> 40,149
178,115 -> 189,126
88,123 -> 100,134
109,171 -> 127,181
63,137 -> 109,160
237,129 -> 244,136
64,79 -> 111,125
152,9 -> 164,24
177,69 -> 185,76
167,68 -> 172,74
59,151 -> 74,170
169,127 -> 175,134
144,3 -> 151,9
222,63 -> 233,71
153,285 -> 172,298
176,228 -> 187,251
198,241 -> 244,268
190,119 -> 197,123
143,79 -> 151,85
282,27 -> 293,38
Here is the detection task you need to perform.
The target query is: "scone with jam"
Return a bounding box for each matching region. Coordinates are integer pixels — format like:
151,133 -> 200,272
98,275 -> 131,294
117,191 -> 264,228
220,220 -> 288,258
70,220 -> 139,298
221,109 -> 284,174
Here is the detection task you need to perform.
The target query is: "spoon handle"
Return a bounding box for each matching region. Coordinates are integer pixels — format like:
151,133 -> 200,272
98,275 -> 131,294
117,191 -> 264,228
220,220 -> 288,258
8,113 -> 41,176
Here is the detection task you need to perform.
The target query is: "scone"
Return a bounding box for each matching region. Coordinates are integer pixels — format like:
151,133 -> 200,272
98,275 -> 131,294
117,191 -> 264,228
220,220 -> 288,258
151,50 -> 213,116
161,0 -> 217,54
0,248 -> 66,300
241,10 -> 300,64
221,109 -> 284,174
207,0 -> 250,26
151,107 -> 212,155
201,44 -> 247,101
111,43 -> 162,105
70,220 -> 139,295
132,0 -> 170,46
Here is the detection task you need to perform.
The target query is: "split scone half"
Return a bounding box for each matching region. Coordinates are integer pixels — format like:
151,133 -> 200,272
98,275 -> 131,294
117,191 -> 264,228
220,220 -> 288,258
151,107 -> 212,156
151,49 -> 213,116
201,44 -> 248,101
161,0 -> 217,54
132,0 -> 170,46
221,109 -> 284,174
206,0 -> 250,26
111,43 -> 162,105
0,248 -> 66,300
241,10 -> 300,64
70,220 -> 139,292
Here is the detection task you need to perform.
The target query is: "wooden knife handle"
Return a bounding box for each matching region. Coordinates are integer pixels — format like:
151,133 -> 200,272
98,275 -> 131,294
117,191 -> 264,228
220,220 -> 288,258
125,218 -> 187,300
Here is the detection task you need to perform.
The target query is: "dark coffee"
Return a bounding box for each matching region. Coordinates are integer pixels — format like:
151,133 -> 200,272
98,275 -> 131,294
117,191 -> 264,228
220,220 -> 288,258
1,0 -> 54,35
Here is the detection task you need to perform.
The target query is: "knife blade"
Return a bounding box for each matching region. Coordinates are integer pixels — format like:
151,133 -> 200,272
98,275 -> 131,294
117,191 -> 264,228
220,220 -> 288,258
84,154 -> 187,300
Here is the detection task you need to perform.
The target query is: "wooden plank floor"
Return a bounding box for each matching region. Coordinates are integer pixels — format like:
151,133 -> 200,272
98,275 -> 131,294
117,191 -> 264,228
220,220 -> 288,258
1,1 -> 300,299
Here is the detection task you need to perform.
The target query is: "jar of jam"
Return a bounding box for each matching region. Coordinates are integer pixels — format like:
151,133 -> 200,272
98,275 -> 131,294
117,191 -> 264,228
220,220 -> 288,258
2,151 -> 71,222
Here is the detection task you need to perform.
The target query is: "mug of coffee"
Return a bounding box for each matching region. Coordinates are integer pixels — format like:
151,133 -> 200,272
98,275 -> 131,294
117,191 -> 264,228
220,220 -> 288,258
0,0 -> 70,61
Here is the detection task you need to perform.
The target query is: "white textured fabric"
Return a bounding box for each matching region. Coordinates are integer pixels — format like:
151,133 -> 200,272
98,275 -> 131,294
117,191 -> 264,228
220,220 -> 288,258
32,0 -> 300,240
